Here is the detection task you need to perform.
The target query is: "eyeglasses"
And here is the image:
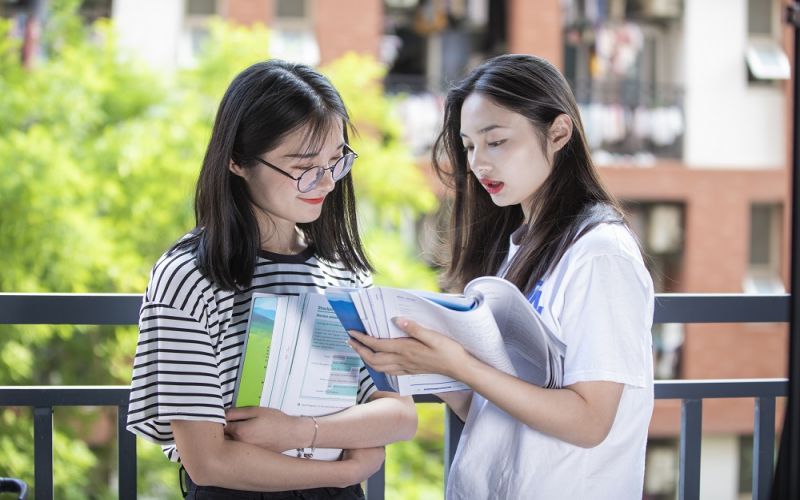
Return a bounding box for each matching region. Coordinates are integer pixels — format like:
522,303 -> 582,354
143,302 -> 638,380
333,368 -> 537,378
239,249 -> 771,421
251,145 -> 358,193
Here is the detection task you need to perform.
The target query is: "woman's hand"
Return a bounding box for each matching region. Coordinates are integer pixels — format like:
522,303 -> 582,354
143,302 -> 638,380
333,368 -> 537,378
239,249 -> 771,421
225,407 -> 313,452
347,317 -> 473,380
341,446 -> 386,484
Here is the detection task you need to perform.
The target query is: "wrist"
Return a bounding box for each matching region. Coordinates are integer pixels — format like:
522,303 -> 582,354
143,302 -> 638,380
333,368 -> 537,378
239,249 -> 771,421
294,415 -> 319,459
292,415 -> 313,449
450,351 -> 482,386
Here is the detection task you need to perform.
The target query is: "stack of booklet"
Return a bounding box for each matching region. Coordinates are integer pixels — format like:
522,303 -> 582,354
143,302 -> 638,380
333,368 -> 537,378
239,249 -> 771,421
232,293 -> 362,461
232,277 -> 567,457
326,276 -> 566,396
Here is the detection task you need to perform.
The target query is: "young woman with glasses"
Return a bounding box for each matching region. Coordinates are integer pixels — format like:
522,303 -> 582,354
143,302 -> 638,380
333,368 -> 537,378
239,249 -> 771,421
126,60 -> 417,499
349,54 -> 655,500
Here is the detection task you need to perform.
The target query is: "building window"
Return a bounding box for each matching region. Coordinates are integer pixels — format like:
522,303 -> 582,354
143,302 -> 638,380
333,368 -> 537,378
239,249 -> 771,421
746,0 -> 790,82
744,203 -> 784,293
625,201 -> 685,378
738,434 -> 754,496
186,0 -> 216,16
276,0 -> 307,19
747,0 -> 773,36
178,0 -> 218,66
271,0 -> 318,66
625,201 -> 684,293
644,438 -> 679,500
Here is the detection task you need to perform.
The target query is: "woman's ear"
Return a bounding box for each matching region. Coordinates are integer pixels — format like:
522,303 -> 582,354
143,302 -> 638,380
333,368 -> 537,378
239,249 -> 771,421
229,159 -> 247,178
548,114 -> 573,154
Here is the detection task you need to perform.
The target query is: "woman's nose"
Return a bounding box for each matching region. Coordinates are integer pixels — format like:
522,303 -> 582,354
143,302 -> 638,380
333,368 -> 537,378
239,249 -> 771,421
316,167 -> 336,191
469,148 -> 492,174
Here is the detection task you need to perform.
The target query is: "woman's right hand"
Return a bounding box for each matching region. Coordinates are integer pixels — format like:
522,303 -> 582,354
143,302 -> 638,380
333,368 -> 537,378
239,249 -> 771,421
341,446 -> 385,484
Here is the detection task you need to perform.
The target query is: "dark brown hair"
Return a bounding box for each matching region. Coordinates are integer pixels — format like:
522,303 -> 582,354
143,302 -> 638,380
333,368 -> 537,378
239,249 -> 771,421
174,60 -> 372,290
432,54 -> 624,295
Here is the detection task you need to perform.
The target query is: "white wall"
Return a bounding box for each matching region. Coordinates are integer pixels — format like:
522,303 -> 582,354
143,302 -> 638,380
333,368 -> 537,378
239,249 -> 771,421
683,0 -> 785,168
111,0 -> 183,70
699,435 -> 740,500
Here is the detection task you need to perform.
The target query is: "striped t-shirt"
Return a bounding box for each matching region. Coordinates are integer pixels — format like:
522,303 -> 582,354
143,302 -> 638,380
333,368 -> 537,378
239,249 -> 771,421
126,243 -> 377,461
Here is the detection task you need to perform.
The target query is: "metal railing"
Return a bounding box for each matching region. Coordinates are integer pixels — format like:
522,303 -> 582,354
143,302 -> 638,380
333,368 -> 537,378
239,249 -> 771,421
0,292 -> 791,500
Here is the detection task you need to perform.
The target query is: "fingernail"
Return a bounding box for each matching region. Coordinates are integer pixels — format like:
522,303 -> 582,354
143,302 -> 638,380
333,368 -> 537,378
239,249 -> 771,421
392,317 -> 408,328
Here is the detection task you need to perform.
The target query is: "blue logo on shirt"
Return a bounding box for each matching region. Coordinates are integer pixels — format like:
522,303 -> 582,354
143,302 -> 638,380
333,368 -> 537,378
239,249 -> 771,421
527,280 -> 544,314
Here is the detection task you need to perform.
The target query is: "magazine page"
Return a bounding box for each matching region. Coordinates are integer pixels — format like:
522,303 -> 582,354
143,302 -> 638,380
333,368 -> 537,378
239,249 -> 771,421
467,277 -> 566,388
268,295 -> 300,408
279,294 -> 360,461
377,287 -> 517,377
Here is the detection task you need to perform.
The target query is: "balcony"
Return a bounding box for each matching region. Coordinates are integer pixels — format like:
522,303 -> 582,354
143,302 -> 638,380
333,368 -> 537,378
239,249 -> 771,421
570,79 -> 685,164
0,292 -> 790,500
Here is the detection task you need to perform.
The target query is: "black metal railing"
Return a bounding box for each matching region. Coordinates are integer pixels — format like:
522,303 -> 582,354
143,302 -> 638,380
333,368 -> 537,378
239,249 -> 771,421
0,292 -> 791,500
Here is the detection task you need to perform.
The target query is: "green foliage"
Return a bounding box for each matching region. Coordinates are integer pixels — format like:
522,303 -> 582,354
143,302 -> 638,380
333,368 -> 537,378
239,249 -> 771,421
0,3 -> 444,498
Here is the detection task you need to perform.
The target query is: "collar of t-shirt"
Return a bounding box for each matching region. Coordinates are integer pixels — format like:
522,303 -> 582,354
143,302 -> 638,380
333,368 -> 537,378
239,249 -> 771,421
498,224 -> 528,278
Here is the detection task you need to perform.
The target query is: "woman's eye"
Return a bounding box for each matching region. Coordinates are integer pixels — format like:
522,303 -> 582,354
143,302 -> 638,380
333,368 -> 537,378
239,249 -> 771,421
462,144 -> 474,152
488,139 -> 507,147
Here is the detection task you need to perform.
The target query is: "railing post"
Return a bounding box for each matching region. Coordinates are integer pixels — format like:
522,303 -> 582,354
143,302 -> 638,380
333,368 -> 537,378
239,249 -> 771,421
118,405 -> 137,500
33,406 -> 54,500
753,396 -> 776,500
679,398 -> 702,500
443,407 -> 464,490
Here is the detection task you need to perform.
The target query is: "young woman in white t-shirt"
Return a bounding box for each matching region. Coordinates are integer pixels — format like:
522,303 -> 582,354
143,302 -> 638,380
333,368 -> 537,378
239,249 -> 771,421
348,54 -> 655,500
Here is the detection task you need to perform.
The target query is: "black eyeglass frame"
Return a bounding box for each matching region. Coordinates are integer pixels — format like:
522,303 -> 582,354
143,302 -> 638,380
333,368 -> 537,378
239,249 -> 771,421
251,144 -> 358,193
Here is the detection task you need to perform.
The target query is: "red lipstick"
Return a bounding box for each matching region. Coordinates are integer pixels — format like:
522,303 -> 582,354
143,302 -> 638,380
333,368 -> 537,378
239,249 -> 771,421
299,197 -> 325,205
480,178 -> 505,195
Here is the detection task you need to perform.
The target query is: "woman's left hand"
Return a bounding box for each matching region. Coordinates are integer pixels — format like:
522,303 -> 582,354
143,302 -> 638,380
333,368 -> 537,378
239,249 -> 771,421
347,318 -> 472,380
225,407 -> 313,452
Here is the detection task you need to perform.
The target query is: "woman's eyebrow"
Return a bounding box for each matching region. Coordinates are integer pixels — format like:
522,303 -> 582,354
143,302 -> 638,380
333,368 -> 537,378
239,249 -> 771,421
283,142 -> 345,159
459,125 -> 506,138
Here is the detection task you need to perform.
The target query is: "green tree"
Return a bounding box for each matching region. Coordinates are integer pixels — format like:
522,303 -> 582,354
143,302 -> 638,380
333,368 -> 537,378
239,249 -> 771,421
0,1 -> 446,498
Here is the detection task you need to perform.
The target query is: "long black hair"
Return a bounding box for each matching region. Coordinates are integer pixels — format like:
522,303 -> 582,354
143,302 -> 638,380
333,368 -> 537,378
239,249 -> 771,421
432,54 -> 625,295
174,59 -> 372,291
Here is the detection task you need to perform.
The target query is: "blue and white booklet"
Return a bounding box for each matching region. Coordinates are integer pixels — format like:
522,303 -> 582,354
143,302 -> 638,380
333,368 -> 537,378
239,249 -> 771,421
326,276 -> 566,396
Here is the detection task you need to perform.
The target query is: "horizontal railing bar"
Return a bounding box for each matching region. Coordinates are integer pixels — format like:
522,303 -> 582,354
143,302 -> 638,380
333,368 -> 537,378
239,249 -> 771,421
0,381 -> 787,407
654,294 -> 789,323
0,386 -> 131,406
0,293 -> 142,325
654,379 -> 788,399
0,293 -> 791,325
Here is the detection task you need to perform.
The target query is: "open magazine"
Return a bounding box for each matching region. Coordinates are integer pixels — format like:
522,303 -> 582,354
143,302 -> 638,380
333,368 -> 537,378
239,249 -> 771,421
232,293 -> 362,461
326,276 -> 566,396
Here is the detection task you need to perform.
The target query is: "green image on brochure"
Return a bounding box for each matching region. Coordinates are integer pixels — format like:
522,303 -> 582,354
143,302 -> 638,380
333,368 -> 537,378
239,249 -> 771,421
232,292 -> 362,461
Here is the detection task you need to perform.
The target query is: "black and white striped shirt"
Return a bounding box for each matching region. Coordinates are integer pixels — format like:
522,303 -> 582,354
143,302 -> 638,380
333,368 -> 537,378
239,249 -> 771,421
126,243 -> 377,461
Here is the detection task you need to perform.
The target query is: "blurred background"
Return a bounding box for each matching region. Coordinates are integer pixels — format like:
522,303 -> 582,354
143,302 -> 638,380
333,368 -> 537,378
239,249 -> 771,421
0,0 -> 794,498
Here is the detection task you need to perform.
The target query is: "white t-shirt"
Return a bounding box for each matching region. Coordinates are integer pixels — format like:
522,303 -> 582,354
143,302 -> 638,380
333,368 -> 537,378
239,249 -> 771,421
447,222 -> 655,500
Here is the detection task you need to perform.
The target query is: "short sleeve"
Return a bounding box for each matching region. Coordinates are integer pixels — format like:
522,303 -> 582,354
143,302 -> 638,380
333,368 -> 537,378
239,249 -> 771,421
126,303 -> 225,446
356,271 -> 373,289
357,365 -> 378,403
559,254 -> 654,388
